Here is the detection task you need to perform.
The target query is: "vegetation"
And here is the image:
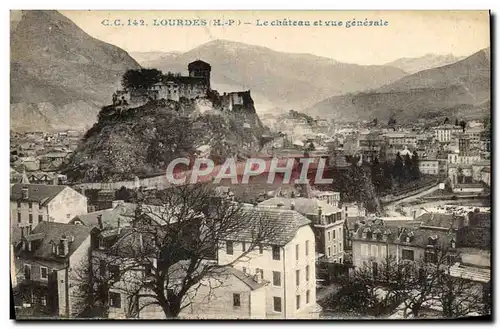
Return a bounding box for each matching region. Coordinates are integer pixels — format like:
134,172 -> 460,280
323,250 -> 489,319
122,69 -> 163,90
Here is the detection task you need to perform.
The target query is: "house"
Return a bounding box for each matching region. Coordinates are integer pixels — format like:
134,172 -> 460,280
218,205 -> 319,319
258,197 -> 345,263
10,184 -> 88,245
13,222 -> 93,318
419,159 -> 440,175
91,225 -> 266,319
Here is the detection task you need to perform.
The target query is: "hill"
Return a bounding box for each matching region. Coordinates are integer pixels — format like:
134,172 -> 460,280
307,48 -> 490,122
62,98 -> 267,183
135,39 -> 408,111
10,10 -> 141,132
385,53 -> 465,74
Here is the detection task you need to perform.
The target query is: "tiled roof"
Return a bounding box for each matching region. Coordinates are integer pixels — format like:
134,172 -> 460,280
224,205 -> 311,246
70,204 -> 134,229
224,266 -> 267,290
10,183 -> 67,205
18,222 -> 92,262
259,197 -> 340,216
449,264 -> 491,283
416,213 -> 464,230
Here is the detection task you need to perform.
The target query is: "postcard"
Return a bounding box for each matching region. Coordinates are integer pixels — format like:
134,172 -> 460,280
10,10 -> 491,320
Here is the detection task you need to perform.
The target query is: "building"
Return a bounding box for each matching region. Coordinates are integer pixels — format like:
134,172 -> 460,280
14,222 -> 93,318
258,197 -> 345,263
434,125 -> 463,143
419,159 -> 440,175
10,184 -> 88,245
218,205 -> 319,319
384,132 -> 417,148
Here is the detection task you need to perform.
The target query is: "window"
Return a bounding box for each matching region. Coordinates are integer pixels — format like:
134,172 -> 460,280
40,267 -> 48,280
41,296 -> 47,306
295,244 -> 299,261
296,270 -> 300,286
109,265 -> 120,281
29,202 -> 32,209
272,271 -> 281,286
339,242 -> 343,252
38,215 -> 43,222
305,240 -> 309,256
306,265 -> 310,282
17,201 -> 21,209
402,249 -> 414,261
333,230 -> 336,239
109,292 -> 121,308
226,241 -> 233,255
24,264 -> 31,280
272,246 -> 280,260
17,212 -> 21,223
273,297 -> 282,312
242,267 -> 247,274
233,293 -> 241,307
328,231 -> 331,241
256,268 -> 263,280
66,214 -> 71,219
29,214 -> 33,224
242,242 -> 246,252
306,290 -> 310,304
296,295 -> 301,310
328,247 -> 331,257
259,244 -> 263,254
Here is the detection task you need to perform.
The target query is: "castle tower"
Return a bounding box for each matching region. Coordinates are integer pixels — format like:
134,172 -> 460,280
188,60 -> 211,89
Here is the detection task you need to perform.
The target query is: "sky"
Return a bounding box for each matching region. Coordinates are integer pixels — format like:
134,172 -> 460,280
59,10 -> 490,65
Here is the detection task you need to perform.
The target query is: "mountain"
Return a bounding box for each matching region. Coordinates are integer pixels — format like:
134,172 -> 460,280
307,48 -> 490,122
385,53 -> 466,74
129,51 -> 182,64
135,39 -> 408,111
10,10 -> 141,132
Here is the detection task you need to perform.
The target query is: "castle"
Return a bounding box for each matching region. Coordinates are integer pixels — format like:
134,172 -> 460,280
112,60 -> 253,113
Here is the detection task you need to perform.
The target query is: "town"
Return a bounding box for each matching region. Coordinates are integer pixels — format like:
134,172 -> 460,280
10,57 -> 491,319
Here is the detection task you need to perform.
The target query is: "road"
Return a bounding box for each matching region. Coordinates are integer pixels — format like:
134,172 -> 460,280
384,183 -> 441,217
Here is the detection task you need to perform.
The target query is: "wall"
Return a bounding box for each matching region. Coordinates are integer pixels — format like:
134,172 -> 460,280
67,235 -> 92,317
217,225 -> 317,319
47,187 -> 88,223
181,274 -> 264,319
10,200 -> 49,243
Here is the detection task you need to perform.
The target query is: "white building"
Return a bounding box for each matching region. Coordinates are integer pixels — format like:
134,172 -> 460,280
10,184 -> 88,245
218,205 -> 319,319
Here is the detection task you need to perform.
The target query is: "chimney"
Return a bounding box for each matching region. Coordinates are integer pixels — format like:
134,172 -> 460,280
60,236 -> 69,256
97,215 -> 103,229
253,273 -> 262,284
52,176 -> 58,186
21,187 -> 29,200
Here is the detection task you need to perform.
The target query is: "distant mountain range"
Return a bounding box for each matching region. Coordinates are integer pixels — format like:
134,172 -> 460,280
10,10 -> 140,132
306,48 -> 490,123
385,53 -> 466,74
132,39 -> 408,111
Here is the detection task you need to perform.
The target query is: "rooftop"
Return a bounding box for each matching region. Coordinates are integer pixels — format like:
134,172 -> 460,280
10,183 -> 68,205
224,205 -> 311,246
258,197 -> 340,216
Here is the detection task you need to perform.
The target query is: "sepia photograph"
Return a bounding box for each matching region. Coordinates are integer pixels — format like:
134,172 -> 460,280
9,9 -> 491,320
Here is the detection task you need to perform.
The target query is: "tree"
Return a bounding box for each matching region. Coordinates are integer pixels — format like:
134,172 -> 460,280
393,152 -> 404,186
411,151 -> 420,180
84,184 -> 278,319
459,120 -> 467,132
443,117 -> 449,125
122,69 -> 163,90
455,118 -> 459,126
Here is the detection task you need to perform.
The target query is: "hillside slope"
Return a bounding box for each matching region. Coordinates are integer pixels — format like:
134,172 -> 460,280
10,10 -> 140,132
307,48 -> 490,122
62,99 -> 267,183
385,53 -> 465,74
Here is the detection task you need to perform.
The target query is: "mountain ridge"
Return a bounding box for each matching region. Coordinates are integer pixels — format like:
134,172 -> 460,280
306,47 -> 490,122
